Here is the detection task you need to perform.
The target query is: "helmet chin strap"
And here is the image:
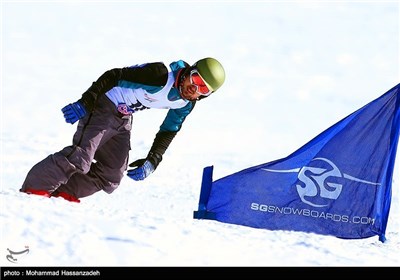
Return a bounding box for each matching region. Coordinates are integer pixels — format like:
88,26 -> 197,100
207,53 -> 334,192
175,68 -> 187,92
176,67 -> 190,98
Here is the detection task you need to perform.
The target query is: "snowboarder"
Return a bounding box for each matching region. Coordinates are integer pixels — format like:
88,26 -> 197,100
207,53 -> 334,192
20,57 -> 225,203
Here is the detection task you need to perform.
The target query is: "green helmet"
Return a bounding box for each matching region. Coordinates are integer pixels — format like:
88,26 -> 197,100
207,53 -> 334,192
193,57 -> 225,92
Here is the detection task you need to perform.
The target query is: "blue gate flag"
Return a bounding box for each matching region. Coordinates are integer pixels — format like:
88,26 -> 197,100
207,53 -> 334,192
194,84 -> 400,242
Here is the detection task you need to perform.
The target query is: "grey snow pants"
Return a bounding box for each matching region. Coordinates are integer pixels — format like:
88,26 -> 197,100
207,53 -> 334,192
20,94 -> 132,198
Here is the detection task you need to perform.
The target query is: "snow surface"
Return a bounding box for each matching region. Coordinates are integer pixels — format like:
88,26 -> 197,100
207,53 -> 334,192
1,0 -> 399,267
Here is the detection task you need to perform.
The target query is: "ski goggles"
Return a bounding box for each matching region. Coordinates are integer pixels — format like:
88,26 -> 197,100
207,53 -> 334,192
189,69 -> 212,96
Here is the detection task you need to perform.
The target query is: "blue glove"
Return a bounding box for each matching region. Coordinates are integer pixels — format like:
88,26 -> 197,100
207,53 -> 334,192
127,159 -> 155,181
61,101 -> 87,124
